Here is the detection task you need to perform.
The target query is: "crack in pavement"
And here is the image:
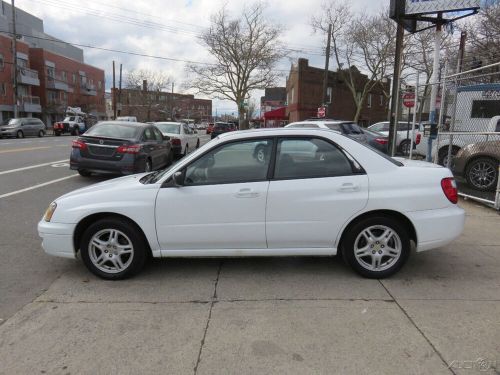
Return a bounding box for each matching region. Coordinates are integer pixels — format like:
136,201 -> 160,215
193,261 -> 223,375
378,279 -> 456,375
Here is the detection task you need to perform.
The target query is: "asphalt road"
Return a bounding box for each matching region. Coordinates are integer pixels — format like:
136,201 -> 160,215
0,132 -> 499,374
0,133 -> 211,322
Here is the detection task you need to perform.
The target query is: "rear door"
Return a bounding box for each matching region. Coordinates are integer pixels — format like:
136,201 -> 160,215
266,137 -> 368,249
142,127 -> 161,166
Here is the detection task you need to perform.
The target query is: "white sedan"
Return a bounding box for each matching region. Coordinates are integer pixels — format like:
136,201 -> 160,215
154,121 -> 200,157
38,128 -> 464,280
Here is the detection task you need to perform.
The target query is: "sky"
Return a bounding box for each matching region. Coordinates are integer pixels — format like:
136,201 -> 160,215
14,0 -> 386,115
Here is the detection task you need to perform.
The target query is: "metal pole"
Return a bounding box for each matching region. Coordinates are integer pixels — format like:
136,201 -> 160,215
427,17 -> 442,162
435,59 -> 448,164
118,63 -> 122,116
409,72 -> 419,160
495,165 -> 500,210
322,24 -> 332,110
388,22 -> 405,157
112,61 -> 116,119
11,0 -> 18,118
445,32 -> 467,169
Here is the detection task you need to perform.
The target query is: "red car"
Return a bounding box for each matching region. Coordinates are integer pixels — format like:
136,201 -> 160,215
206,123 -> 214,135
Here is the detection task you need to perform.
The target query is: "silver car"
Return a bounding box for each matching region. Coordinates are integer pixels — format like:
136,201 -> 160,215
0,118 -> 46,138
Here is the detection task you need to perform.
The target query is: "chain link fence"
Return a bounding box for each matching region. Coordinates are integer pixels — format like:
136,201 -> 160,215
433,62 -> 500,209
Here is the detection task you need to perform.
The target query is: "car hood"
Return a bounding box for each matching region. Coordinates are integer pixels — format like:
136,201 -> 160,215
58,173 -> 151,200
393,157 -> 442,168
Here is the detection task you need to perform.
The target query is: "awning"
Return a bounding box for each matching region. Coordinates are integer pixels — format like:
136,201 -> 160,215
263,106 -> 287,120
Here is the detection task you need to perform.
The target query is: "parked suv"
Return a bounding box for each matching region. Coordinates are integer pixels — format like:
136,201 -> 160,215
0,118 -> 46,138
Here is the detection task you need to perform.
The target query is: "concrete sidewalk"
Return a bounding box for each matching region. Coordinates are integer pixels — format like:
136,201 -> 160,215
0,200 -> 498,375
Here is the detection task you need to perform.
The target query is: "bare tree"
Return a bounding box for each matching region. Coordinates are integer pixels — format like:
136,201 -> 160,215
125,70 -> 171,121
186,3 -> 285,129
246,98 -> 259,120
312,2 -> 395,122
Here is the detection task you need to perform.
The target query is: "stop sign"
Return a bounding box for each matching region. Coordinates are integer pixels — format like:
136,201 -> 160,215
403,92 -> 416,108
317,106 -> 326,118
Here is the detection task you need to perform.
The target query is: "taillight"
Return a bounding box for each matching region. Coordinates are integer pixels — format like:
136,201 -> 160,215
71,139 -> 87,150
375,138 -> 388,145
416,133 -> 421,145
117,144 -> 141,154
170,138 -> 181,146
441,177 -> 458,204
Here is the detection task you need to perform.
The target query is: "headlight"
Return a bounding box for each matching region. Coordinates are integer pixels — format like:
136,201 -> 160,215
43,202 -> 57,222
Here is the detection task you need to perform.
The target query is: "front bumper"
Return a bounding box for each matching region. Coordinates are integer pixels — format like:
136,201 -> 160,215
0,129 -> 16,137
406,205 -> 465,252
38,220 -> 77,259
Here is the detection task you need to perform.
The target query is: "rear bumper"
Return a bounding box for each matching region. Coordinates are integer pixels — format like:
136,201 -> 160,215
70,151 -> 140,175
171,144 -> 182,155
406,205 -> 465,252
38,220 -> 76,259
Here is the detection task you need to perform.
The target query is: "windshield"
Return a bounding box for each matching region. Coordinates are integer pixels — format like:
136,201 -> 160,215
7,119 -> 21,126
155,123 -> 181,134
85,122 -> 141,139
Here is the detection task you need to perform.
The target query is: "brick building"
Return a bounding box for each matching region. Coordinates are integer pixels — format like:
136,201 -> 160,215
286,58 -> 389,126
0,34 -> 42,121
29,48 -> 105,125
0,2 -> 105,125
112,87 -> 212,123
260,87 -> 286,114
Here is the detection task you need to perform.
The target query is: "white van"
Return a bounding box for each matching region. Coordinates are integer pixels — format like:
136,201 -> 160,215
116,116 -> 138,122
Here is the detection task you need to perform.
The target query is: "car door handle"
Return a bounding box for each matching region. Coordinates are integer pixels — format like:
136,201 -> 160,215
235,188 -> 260,198
338,183 -> 360,192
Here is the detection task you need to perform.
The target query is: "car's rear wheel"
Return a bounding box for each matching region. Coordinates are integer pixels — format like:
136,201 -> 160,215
184,144 -> 189,156
399,140 -> 411,155
16,130 -> 24,138
80,218 -> 147,280
38,130 -> 45,137
55,131 -> 61,136
438,146 -> 460,166
78,169 -> 92,177
342,216 -> 410,278
196,139 -> 200,149
465,157 -> 499,192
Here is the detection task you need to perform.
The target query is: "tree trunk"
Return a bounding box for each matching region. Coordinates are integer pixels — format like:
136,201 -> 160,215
239,107 -> 248,130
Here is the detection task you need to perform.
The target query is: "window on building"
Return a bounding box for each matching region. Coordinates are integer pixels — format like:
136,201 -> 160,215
0,53 -> 4,70
98,81 -> 102,90
61,92 -> 67,101
72,73 -> 76,84
380,95 -> 384,106
16,58 -> 27,68
80,75 -> 86,85
47,90 -> 58,103
61,71 -> 67,82
0,83 -> 6,96
327,87 -> 332,104
367,94 -> 372,108
46,67 -> 55,78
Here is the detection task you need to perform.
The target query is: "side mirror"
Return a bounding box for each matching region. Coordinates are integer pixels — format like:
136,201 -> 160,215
173,171 -> 184,186
163,135 -> 170,141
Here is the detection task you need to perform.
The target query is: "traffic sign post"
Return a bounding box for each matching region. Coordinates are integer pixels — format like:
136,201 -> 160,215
403,92 -> 416,108
317,106 -> 326,118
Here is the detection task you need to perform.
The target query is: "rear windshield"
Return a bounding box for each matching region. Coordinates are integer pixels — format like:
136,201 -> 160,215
341,123 -> 363,135
155,123 -> 181,134
357,141 -> 403,166
215,123 -> 230,130
85,122 -> 141,139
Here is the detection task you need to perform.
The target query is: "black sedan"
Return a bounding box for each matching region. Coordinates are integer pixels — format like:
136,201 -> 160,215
70,121 -> 173,177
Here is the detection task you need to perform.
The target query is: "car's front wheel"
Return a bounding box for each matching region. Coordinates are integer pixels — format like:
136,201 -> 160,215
342,216 -> 410,278
80,218 -> 147,280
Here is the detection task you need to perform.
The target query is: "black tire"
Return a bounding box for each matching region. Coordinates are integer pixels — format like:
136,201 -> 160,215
196,139 -> 200,149
184,144 -> 189,156
55,131 -> 61,136
166,151 -> 174,167
78,169 -> 92,177
144,158 -> 152,172
342,216 -> 411,279
438,146 -> 460,166
80,218 -> 147,280
38,130 -> 45,137
399,140 -> 411,155
465,157 -> 499,192
16,130 -> 24,139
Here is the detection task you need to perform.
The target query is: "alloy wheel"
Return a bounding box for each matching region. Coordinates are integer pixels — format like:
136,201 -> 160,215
353,225 -> 402,272
468,160 -> 497,190
88,229 -> 134,274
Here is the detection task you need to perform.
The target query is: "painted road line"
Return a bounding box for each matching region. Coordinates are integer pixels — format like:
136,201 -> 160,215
0,159 -> 68,175
0,146 -> 50,154
0,174 -> 78,199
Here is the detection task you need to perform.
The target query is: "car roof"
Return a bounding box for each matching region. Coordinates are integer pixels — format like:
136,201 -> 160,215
99,121 -> 149,127
217,127 -> 343,139
155,121 -> 182,125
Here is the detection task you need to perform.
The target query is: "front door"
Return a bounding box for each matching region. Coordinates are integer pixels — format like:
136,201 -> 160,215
155,138 -> 273,250
266,137 -> 369,249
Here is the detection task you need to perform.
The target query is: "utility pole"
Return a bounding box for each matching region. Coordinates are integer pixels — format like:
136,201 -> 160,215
11,0 -> 19,118
112,61 -> 116,119
388,22 -> 405,156
322,24 -> 332,110
117,63 -> 122,116
426,14 -> 443,161
171,82 -> 174,120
